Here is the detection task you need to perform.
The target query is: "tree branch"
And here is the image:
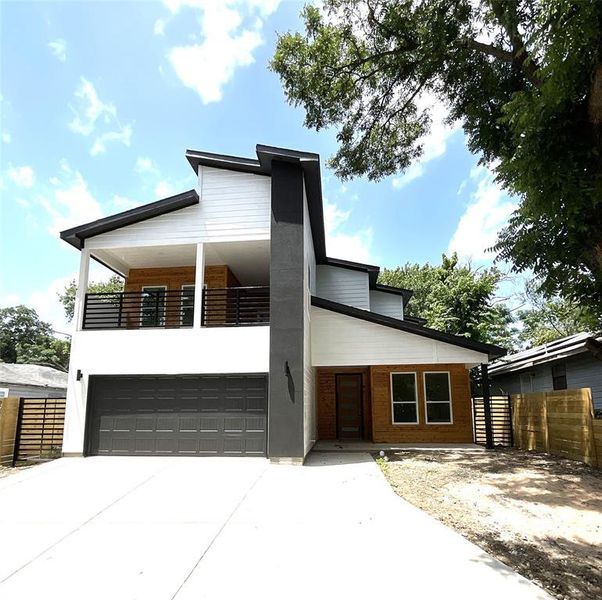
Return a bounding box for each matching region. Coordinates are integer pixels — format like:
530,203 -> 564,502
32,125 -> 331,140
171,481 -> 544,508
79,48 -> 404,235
465,39 -> 514,62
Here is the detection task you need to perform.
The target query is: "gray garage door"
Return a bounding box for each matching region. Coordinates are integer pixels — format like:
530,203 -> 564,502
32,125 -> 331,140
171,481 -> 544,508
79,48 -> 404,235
86,375 -> 267,456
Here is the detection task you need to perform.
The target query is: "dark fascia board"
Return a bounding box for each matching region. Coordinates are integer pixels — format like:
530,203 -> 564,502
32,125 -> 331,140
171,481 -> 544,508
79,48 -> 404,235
319,256 -> 381,286
404,314 -> 428,326
60,189 -> 199,250
186,144 -> 327,260
311,296 -> 506,359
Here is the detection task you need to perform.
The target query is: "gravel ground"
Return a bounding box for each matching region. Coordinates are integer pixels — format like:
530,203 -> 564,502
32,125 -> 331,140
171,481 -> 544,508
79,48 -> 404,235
378,448 -> 602,600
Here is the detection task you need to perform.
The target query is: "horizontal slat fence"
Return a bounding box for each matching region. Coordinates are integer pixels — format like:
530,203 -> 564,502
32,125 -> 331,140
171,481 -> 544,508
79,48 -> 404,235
472,396 -> 513,447
512,389 -> 599,468
13,397 -> 66,463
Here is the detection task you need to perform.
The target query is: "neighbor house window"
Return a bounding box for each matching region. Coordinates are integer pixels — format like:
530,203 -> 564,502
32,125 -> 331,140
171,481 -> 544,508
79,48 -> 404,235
424,372 -> 453,424
181,285 -> 195,326
552,362 -> 567,390
390,372 -> 418,424
0,388 -> 9,398
140,286 -> 166,327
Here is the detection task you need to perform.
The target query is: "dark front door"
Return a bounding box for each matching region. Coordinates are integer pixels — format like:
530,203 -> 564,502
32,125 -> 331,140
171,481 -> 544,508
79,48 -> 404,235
86,374 -> 267,456
336,373 -> 363,440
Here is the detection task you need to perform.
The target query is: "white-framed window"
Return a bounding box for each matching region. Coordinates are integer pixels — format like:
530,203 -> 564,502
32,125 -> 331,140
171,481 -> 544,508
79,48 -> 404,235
423,371 -> 453,424
140,286 -> 167,327
0,387 -> 9,398
390,372 -> 419,424
181,284 -> 195,326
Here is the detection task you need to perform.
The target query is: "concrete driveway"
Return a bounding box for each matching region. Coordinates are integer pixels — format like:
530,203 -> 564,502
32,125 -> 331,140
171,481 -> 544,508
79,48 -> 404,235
0,453 -> 550,600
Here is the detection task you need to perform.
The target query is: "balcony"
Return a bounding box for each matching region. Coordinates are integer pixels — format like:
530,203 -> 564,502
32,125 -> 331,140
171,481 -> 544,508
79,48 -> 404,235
82,287 -> 270,330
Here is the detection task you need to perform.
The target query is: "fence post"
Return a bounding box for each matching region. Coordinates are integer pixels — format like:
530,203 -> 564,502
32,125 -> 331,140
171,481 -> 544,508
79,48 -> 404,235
507,394 -> 514,448
482,363 -> 494,449
12,398 -> 24,466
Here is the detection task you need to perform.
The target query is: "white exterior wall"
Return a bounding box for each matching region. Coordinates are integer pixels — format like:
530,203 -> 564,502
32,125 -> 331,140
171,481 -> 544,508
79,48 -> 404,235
315,265 -> 369,310
369,290 -> 404,320
311,307 -> 487,366
303,185 -> 317,456
85,167 -> 270,249
62,326 -> 269,454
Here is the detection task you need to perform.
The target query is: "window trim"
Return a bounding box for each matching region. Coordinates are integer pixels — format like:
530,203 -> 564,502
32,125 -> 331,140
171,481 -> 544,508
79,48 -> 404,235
0,387 -> 9,398
423,371 -> 454,425
181,284 -> 195,326
389,371 -> 419,425
140,285 -> 167,327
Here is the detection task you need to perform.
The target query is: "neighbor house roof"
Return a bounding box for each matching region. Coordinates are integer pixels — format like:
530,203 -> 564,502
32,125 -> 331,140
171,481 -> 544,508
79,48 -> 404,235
0,364 -> 68,389
60,189 -> 200,250
489,332 -> 602,376
311,296 -> 505,359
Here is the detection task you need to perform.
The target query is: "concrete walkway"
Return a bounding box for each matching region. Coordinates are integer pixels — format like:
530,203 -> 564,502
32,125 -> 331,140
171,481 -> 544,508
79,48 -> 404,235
0,453 -> 551,600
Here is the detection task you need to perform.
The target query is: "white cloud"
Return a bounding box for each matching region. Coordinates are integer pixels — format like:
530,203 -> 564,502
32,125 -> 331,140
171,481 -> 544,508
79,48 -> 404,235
7,164 -> 35,188
155,180 -> 175,198
48,38 -> 67,62
40,161 -> 103,235
323,200 -> 373,263
68,77 -> 132,155
154,18 -> 166,35
90,125 -> 132,156
135,156 -> 158,174
2,132 -> 11,144
448,164 -> 517,261
113,194 -> 142,211
392,95 -> 459,189
165,1 -> 280,104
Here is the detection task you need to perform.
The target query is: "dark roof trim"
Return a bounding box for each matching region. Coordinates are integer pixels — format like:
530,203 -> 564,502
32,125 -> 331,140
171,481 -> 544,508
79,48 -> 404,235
318,256 -> 380,286
186,144 -> 327,260
404,315 -> 428,326
60,189 -> 199,250
311,296 -> 506,359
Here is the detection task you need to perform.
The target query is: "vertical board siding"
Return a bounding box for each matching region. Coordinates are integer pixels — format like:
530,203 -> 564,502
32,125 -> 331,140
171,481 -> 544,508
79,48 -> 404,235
369,290 -> 403,320
85,167 -> 270,248
315,265 -> 369,310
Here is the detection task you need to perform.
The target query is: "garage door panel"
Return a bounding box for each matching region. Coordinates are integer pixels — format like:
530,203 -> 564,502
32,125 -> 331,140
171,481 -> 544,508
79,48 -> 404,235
87,375 -> 267,457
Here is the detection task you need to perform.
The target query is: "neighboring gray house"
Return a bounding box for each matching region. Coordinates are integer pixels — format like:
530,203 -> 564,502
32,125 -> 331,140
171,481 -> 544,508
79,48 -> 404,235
0,364 -> 68,398
489,332 -> 602,413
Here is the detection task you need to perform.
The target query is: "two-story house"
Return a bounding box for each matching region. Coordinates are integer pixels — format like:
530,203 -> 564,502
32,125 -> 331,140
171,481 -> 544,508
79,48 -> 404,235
60,145 -> 504,464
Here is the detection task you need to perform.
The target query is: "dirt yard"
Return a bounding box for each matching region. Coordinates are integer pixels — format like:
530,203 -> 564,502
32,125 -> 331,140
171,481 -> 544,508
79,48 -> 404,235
378,448 -> 602,600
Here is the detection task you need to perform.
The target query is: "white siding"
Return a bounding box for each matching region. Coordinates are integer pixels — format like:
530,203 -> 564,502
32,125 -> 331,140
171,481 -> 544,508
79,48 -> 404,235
311,307 -> 487,366
370,290 -> 404,320
62,326 -> 269,454
303,184 -> 317,455
316,265 -> 369,310
86,166 -> 270,249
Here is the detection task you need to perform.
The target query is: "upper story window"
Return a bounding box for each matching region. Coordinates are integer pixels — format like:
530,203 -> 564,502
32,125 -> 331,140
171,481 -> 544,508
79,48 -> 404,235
423,372 -> 453,424
390,372 -> 418,424
552,362 -> 567,390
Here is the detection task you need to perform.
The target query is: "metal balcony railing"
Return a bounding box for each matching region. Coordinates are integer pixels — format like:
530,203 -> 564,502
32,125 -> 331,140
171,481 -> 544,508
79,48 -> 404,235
201,286 -> 270,327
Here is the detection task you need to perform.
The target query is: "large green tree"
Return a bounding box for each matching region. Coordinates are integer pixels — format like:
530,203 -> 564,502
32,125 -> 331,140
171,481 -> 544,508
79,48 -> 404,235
0,306 -> 70,371
58,275 -> 124,322
272,0 -> 602,310
517,282 -> 601,347
379,253 -> 516,349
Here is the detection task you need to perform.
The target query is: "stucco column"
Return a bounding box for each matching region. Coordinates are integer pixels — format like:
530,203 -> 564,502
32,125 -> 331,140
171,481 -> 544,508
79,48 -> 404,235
74,248 -> 90,331
193,242 -> 205,328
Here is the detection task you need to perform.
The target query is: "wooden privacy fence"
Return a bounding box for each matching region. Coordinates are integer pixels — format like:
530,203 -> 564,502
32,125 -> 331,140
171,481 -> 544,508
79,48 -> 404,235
512,389 -> 601,468
472,395 -> 513,447
0,397 -> 66,465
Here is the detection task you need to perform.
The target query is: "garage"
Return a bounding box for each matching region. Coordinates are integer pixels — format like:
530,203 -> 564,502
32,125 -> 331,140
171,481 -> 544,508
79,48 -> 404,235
85,374 -> 267,456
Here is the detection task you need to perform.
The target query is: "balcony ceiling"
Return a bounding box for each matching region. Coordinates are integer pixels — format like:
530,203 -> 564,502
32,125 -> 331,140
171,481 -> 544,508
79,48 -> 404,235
92,240 -> 270,285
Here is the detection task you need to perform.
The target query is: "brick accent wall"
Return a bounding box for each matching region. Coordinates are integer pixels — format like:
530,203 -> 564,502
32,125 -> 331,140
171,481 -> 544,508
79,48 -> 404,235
370,364 -> 473,443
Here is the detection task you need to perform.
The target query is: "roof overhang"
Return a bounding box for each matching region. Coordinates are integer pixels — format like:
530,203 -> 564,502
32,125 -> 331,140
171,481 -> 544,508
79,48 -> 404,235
311,296 -> 506,360
186,144 -> 327,260
60,189 -> 199,250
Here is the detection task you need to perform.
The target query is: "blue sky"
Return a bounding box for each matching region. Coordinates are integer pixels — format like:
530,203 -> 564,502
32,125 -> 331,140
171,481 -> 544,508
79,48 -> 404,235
0,0 -> 517,332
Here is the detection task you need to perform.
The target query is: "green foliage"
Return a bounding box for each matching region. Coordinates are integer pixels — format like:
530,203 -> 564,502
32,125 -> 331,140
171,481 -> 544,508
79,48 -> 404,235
272,0 -> 602,311
379,253 -> 516,349
0,306 -> 53,363
59,275 -> 124,322
517,283 -> 601,348
0,305 -> 70,371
